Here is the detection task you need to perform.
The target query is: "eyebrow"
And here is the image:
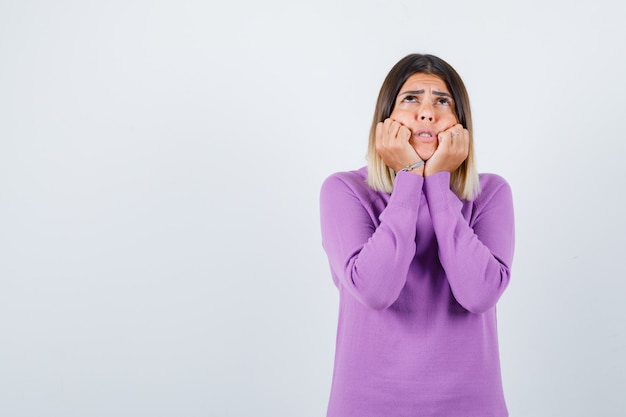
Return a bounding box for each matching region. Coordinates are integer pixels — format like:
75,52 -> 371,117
399,89 -> 453,99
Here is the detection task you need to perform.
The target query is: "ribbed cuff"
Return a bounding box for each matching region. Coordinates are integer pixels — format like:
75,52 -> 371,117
389,171 -> 424,210
423,171 -> 462,213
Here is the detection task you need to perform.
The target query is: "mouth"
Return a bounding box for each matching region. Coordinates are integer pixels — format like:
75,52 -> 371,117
414,130 -> 436,143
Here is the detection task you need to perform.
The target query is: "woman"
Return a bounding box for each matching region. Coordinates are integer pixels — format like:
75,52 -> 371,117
319,54 -> 515,416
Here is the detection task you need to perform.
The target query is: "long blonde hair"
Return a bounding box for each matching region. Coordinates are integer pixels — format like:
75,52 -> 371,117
366,54 -> 480,200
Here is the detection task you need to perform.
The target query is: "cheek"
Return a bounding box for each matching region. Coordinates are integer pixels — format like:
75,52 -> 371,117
434,112 -> 459,131
443,110 -> 459,124
389,109 -> 413,125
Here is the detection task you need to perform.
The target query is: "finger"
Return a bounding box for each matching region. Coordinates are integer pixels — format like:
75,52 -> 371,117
437,130 -> 451,147
398,125 -> 411,142
379,119 -> 392,146
375,122 -> 384,145
450,130 -> 460,145
387,120 -> 402,142
443,124 -> 462,141
375,122 -> 387,154
449,129 -> 469,159
382,118 -> 395,132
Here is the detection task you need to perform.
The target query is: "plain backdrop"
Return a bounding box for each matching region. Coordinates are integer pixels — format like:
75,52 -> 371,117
1,1 -> 625,416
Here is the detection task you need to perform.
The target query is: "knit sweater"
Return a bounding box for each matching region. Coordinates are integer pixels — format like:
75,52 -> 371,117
319,166 -> 515,417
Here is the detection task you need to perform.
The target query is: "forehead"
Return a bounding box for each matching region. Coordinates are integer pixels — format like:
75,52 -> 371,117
399,73 -> 449,93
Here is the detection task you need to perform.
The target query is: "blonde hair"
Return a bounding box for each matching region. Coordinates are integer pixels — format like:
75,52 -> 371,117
366,54 -> 480,201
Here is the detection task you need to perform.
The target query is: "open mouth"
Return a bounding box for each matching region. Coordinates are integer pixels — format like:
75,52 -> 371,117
415,131 -> 435,142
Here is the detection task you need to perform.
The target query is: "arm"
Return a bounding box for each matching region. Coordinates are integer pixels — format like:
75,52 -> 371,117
319,172 -> 424,310
424,172 -> 515,314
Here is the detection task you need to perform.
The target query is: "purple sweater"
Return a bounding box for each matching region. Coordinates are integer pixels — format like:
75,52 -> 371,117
319,167 -> 514,417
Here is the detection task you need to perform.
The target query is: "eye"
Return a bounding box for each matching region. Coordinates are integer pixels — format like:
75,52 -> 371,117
435,97 -> 451,106
401,95 -> 419,103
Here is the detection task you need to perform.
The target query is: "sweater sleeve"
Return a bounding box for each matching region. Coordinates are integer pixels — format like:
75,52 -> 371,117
320,171 -> 424,310
423,172 -> 515,314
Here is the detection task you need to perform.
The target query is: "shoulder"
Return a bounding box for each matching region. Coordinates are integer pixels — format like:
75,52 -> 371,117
321,166 -> 371,196
320,166 -> 385,211
475,173 -> 513,206
478,173 -> 510,190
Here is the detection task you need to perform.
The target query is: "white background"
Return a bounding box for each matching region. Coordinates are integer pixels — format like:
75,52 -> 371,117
1,1 -> 625,416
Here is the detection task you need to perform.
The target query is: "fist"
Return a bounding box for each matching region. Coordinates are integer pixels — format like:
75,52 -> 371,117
375,118 -> 422,172
425,124 -> 469,175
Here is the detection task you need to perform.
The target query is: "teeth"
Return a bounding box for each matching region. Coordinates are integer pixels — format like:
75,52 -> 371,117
418,132 -> 431,137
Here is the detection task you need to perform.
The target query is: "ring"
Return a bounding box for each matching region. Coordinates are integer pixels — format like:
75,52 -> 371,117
452,132 -> 459,137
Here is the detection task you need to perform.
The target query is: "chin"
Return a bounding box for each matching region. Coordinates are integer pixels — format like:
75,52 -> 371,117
416,148 -> 436,161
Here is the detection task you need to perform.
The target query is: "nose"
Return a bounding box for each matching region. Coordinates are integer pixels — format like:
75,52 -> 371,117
418,102 -> 434,121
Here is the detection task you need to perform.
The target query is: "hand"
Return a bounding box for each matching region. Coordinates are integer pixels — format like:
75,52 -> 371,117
424,124 -> 469,176
375,118 -> 422,173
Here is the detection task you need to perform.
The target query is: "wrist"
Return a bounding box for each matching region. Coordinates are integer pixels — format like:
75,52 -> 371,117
398,160 -> 425,174
408,165 -> 425,175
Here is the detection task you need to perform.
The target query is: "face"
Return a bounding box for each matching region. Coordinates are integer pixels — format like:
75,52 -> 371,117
389,73 -> 458,161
